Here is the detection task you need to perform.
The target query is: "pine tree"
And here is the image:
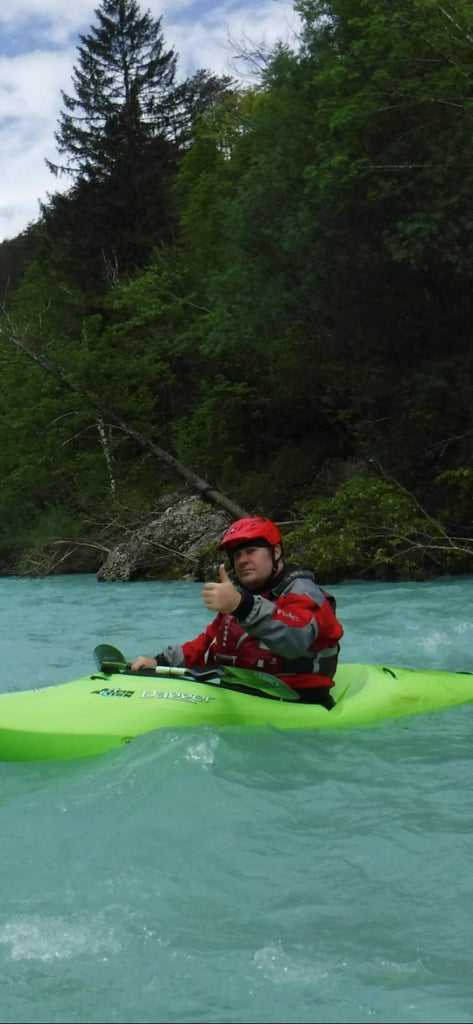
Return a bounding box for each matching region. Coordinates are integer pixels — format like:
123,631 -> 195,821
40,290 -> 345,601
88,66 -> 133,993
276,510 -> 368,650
42,0 -> 179,283
48,0 -> 177,183
42,0 -> 235,285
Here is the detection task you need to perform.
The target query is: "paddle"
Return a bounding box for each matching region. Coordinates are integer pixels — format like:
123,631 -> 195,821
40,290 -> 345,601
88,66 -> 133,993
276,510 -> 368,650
94,643 -> 128,673
220,665 -> 299,701
93,644 -> 299,701
93,644 -> 221,682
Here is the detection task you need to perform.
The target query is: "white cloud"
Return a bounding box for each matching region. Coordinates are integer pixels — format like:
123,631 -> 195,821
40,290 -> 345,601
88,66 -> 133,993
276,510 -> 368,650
0,50 -> 74,118
0,1 -> 301,241
0,0 -> 94,32
0,48 -> 78,238
168,2 -> 300,79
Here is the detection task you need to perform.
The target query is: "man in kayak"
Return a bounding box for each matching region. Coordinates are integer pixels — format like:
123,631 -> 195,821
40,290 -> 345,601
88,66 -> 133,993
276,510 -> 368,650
130,516 -> 343,707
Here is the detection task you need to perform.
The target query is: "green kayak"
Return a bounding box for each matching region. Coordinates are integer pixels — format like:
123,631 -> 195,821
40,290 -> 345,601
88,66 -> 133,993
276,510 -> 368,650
0,652 -> 473,761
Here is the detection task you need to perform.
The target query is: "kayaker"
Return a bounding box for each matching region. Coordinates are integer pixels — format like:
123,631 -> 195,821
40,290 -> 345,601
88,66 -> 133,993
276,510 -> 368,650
130,516 -> 343,707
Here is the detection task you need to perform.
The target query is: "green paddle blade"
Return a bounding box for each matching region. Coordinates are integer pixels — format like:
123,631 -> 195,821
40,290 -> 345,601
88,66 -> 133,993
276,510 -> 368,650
94,644 -> 128,673
222,665 -> 300,701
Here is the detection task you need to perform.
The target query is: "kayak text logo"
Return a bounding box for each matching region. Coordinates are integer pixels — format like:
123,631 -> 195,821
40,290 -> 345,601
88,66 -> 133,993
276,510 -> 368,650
140,690 -> 215,704
91,687 -> 135,698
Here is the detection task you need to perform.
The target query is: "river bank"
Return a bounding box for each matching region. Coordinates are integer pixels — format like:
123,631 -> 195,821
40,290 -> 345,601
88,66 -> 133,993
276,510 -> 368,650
6,478 -> 473,584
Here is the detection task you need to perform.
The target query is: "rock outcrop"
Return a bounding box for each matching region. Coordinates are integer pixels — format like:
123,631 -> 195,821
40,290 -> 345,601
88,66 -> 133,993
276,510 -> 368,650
96,492 -> 231,582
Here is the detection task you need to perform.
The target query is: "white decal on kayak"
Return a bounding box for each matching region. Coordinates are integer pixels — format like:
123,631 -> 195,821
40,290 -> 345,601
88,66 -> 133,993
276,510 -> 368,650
140,690 -> 214,704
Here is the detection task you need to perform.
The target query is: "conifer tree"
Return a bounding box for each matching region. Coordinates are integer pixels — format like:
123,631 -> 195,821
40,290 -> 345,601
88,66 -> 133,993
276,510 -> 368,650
43,0 -> 179,283
48,0 -> 177,183
42,0 -> 234,285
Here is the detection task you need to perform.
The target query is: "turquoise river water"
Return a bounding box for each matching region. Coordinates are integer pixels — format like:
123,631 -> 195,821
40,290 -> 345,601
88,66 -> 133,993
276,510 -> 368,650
0,573 -> 473,1024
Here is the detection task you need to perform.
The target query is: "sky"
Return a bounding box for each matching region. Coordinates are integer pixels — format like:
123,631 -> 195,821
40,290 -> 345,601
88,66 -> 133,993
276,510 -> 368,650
0,0 -> 301,243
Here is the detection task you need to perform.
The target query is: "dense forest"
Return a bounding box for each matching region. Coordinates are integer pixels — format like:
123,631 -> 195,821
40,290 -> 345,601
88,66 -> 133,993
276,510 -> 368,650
0,0 -> 472,581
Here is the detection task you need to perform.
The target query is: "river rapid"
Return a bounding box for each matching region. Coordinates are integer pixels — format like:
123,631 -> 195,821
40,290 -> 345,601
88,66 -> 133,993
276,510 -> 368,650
0,573 -> 472,1024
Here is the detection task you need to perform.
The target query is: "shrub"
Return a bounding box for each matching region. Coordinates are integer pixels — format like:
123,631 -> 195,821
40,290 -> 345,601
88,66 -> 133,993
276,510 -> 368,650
285,476 -> 473,581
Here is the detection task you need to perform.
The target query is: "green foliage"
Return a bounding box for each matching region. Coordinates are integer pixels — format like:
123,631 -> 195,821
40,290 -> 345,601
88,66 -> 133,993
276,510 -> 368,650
435,467 -> 473,533
3,0 -> 473,577
224,440 -> 346,520
173,376 -> 260,481
0,224 -> 42,293
285,477 -> 472,581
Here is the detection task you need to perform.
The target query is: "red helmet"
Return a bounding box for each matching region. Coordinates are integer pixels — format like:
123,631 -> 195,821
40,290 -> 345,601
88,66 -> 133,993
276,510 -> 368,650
218,516 -> 282,551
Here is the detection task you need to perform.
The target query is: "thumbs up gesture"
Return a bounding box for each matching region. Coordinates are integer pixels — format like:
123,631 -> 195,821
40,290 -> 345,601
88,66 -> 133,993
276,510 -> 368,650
202,563 -> 242,614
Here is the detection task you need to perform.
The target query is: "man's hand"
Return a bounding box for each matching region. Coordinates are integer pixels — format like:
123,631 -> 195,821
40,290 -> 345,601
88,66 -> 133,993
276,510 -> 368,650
130,655 -> 157,672
202,564 -> 242,614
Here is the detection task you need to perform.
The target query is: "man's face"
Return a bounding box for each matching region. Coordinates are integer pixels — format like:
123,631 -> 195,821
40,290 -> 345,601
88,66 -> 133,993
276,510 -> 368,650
232,543 -> 280,590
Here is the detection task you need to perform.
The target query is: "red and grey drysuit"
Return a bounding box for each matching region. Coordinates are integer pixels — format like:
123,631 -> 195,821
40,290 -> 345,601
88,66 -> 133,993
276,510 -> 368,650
155,562 -> 343,706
